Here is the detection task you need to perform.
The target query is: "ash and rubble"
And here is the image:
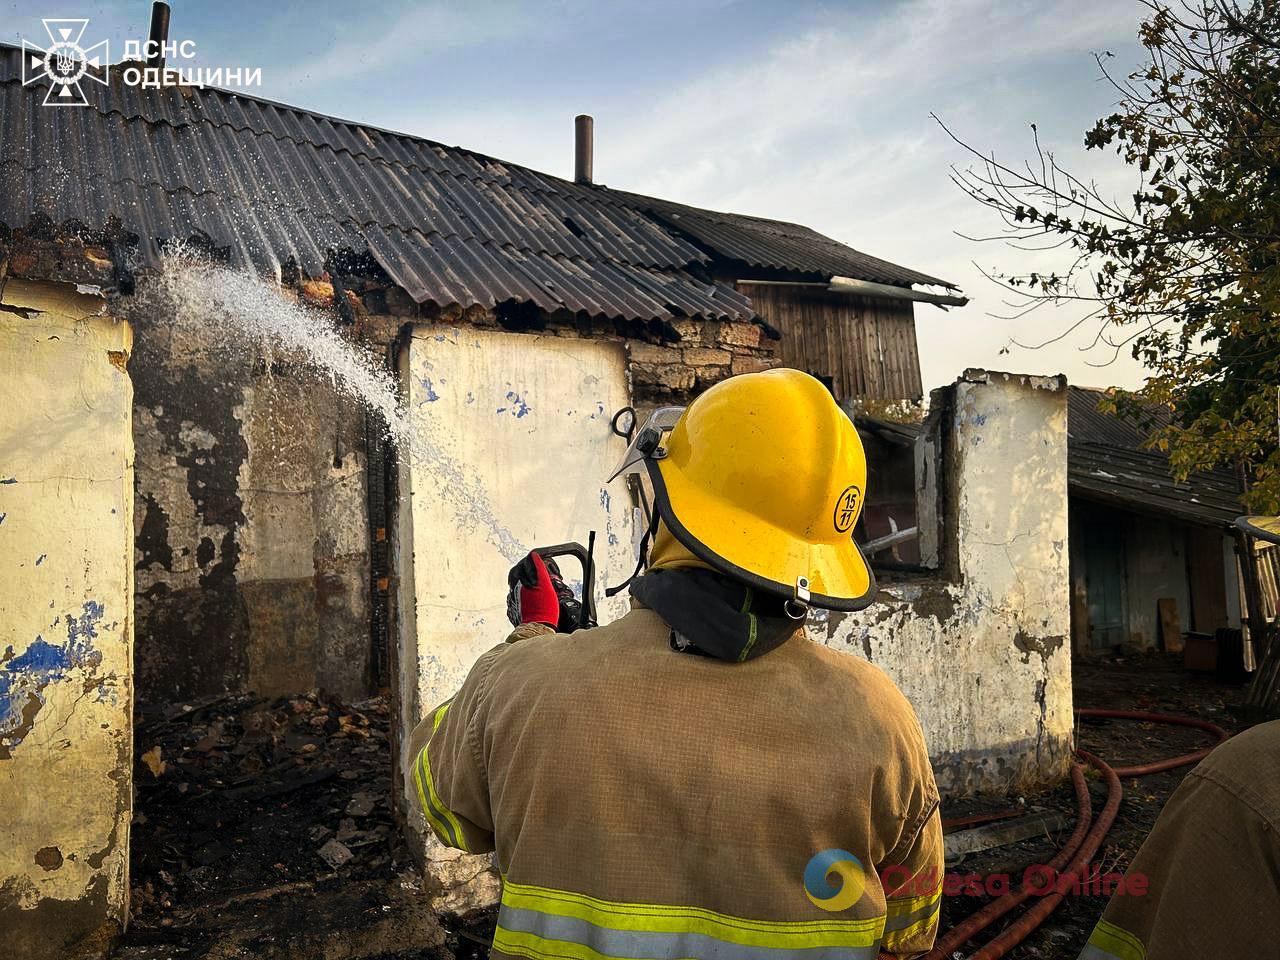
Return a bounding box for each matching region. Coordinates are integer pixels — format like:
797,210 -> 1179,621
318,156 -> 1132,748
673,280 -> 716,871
116,692 -> 491,960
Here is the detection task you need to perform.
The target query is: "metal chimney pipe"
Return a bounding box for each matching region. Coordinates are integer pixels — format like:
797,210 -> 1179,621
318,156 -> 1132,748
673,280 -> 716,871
146,2 -> 171,70
574,114 -> 594,185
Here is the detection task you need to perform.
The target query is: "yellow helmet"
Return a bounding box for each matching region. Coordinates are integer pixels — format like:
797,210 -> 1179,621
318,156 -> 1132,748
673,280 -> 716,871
611,368 -> 875,612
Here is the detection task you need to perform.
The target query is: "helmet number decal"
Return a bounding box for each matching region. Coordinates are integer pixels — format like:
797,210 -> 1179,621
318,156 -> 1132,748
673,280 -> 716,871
833,485 -> 862,533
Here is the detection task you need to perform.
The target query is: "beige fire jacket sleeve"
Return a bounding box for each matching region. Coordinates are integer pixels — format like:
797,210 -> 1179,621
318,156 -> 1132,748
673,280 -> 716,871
405,622 -> 552,855
1080,720 -> 1280,960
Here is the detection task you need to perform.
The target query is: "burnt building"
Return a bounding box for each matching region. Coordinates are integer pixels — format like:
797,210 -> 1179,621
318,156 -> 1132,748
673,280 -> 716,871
0,38 -> 980,953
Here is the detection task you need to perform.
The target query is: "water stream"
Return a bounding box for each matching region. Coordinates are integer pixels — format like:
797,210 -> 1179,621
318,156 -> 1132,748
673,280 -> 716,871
131,248 -> 526,562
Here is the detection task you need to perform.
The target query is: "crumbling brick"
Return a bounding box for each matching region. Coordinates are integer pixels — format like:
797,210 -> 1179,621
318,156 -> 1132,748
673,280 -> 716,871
632,362 -> 695,393
671,319 -> 701,341
301,279 -> 335,307
719,322 -> 762,349
694,366 -> 731,389
628,342 -> 679,365
683,347 -> 732,366
730,355 -> 780,376
462,304 -> 492,326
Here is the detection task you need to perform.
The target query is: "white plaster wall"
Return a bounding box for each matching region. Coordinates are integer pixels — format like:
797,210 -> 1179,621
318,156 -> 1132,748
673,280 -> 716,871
0,280 -> 134,956
816,371 -> 1073,796
394,326 -> 634,908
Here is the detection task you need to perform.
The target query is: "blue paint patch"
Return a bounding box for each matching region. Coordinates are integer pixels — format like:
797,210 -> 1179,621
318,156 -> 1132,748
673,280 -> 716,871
608,533 -> 619,546
504,391 -> 532,418
0,477 -> 15,484
1,601 -> 106,746
973,413 -> 988,426
465,392 -> 475,405
599,489 -> 611,511
419,377 -> 440,402
35,554 -> 46,566
0,513 -> 6,525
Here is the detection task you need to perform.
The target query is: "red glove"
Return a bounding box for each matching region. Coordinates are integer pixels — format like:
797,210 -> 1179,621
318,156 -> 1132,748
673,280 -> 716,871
506,552 -> 561,628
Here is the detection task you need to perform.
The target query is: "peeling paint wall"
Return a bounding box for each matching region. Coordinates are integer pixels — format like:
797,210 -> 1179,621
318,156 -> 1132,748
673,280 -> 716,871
130,317 -> 374,701
0,280 -> 134,958
815,370 -> 1073,796
394,326 -> 635,910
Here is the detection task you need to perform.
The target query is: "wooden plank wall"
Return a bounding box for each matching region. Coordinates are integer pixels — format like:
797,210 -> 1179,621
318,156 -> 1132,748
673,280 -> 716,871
740,284 -> 923,401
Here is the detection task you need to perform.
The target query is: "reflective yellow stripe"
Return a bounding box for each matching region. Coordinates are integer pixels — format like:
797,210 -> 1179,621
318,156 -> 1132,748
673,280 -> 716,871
879,879 -> 941,951
431,699 -> 451,732
1081,919 -> 1147,960
413,700 -> 470,853
412,747 -> 453,845
885,880 -> 942,920
880,912 -> 939,952
499,878 -> 884,948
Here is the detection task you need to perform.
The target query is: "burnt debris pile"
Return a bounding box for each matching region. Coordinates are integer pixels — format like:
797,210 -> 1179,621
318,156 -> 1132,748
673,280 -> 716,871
120,693 -> 474,959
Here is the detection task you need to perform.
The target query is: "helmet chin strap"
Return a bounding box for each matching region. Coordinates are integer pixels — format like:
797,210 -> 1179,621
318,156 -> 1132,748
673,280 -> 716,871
604,509 -> 659,598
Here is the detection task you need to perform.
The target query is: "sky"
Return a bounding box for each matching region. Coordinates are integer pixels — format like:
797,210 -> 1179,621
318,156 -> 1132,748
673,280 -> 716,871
6,0 -> 1153,391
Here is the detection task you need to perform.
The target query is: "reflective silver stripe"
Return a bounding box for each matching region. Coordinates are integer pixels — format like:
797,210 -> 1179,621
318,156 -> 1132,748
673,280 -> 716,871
883,895 -> 940,933
496,903 -> 882,960
1079,946 -> 1125,960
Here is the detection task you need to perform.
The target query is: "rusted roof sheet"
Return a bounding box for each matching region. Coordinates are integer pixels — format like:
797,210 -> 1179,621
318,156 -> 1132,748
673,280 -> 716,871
1068,387 -> 1243,528
0,44 -> 948,322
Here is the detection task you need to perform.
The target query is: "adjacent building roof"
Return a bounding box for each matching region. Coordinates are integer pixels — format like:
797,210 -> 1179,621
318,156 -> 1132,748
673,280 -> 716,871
0,46 -> 952,323
615,192 -> 952,289
1068,386 -> 1243,528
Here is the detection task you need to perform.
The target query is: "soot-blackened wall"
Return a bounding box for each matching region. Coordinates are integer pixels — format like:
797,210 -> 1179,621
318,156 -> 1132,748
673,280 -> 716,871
130,312 -> 376,702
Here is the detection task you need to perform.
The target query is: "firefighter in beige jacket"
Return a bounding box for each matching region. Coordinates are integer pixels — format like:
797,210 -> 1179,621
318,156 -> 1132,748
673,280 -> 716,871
408,369 -> 943,959
1079,723 -> 1280,959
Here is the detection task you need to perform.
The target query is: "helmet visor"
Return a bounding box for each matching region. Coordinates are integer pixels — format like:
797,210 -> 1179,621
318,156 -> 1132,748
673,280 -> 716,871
606,405 -> 684,482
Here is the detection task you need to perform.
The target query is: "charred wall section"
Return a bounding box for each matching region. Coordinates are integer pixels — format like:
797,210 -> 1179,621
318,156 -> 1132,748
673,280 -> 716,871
129,311 -> 377,703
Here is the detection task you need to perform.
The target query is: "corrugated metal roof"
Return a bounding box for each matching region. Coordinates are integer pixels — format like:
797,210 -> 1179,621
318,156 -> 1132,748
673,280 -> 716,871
1068,387 -> 1242,527
0,44 -> 951,322
613,193 -> 955,288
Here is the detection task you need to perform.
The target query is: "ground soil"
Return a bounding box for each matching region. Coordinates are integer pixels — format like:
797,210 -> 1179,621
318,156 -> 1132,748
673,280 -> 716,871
112,692 -> 484,960
932,653 -> 1260,959
111,653 -> 1260,960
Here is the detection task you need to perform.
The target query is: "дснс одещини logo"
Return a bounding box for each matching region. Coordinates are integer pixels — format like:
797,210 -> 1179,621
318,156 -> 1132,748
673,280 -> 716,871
21,19 -> 109,107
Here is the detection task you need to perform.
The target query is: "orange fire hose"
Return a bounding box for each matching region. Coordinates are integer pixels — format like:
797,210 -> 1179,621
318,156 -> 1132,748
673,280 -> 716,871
888,709 -> 1230,960
1074,708 -> 1228,776
922,765 -> 1093,959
